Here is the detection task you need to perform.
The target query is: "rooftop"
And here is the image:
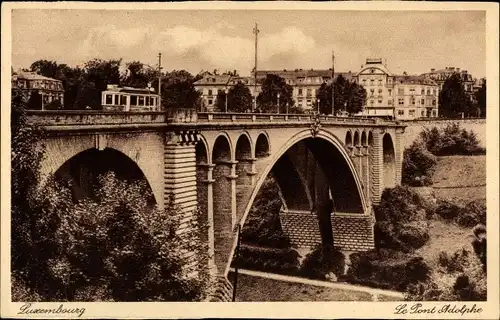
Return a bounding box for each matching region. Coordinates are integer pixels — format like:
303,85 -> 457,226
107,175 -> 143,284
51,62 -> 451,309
393,75 -> 437,86
104,84 -> 157,94
12,72 -> 62,82
194,74 -> 232,85
254,69 -> 355,82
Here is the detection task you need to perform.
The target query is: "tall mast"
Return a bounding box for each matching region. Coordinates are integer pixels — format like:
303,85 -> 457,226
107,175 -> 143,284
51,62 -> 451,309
331,50 -> 335,115
158,52 -> 162,109
253,23 -> 259,112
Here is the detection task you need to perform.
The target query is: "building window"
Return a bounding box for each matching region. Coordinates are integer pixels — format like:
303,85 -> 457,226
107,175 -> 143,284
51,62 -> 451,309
410,97 -> 415,105
409,109 -> 415,117
208,99 -> 213,105
370,100 -> 374,106
426,89 -> 431,95
298,88 -> 303,96
306,99 -> 312,106
370,89 -> 375,95
388,89 -> 392,95
378,79 -> 382,86
378,99 -> 383,104
421,98 -> 425,105
120,95 -> 127,106
398,98 -> 404,105
388,99 -> 393,105
432,100 -> 436,106
421,110 -> 425,117
139,96 -> 145,106
432,110 -> 436,117
105,94 -> 113,105
114,95 -> 120,105
131,96 -> 137,106
362,79 -> 366,86
398,88 -> 404,95
432,89 -> 436,95
208,89 -> 213,96
306,88 -> 312,96
370,79 -> 374,86
421,89 -> 425,95
378,89 -> 382,94
398,110 -> 404,116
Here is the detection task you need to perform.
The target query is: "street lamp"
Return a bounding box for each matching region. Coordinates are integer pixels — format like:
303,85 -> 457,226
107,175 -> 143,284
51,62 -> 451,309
277,92 -> 281,114
317,98 -> 321,114
225,87 -> 228,113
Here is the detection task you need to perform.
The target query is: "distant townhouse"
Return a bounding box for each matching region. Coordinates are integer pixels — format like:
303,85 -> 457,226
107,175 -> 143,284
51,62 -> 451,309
254,69 -> 354,111
11,72 -> 64,110
392,75 -> 439,119
354,58 -> 395,118
354,58 -> 439,119
194,74 -> 232,112
421,67 -> 475,94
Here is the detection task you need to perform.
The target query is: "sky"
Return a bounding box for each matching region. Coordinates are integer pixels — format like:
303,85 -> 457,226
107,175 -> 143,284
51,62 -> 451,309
11,9 -> 486,78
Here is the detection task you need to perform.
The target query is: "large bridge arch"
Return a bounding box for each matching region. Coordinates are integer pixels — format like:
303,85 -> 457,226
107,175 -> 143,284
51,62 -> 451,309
53,147 -> 157,205
40,133 -> 165,208
225,128 -> 369,274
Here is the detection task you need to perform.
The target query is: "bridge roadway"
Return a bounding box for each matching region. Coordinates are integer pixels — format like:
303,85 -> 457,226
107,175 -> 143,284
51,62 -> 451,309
27,109 -> 406,300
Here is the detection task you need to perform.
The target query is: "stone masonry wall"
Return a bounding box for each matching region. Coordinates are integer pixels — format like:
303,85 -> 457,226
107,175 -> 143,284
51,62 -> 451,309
331,214 -> 374,251
280,210 -> 322,248
402,119 -> 486,149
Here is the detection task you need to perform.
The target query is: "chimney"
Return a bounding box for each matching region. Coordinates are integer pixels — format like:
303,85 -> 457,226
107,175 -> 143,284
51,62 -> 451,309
456,68 -> 460,72
431,68 -> 435,72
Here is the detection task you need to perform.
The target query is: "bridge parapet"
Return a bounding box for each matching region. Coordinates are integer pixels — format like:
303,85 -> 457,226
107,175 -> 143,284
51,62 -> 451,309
26,110 -> 166,126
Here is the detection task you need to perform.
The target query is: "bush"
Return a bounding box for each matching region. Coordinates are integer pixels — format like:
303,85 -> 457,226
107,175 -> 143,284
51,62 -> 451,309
299,244 -> 345,280
374,186 -> 431,251
434,199 -> 486,228
420,123 -> 485,156
435,199 -> 462,221
402,142 -> 437,186
346,249 -> 431,291
12,173 -> 208,301
232,245 -> 300,276
406,250 -> 486,301
457,200 -> 486,228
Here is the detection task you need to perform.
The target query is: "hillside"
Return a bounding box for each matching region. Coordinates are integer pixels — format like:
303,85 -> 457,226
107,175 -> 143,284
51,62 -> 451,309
413,155 -> 486,203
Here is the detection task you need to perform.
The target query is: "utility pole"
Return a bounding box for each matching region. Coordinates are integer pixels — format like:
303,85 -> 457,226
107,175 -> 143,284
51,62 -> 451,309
158,52 -> 162,110
253,23 -> 259,112
331,50 -> 335,116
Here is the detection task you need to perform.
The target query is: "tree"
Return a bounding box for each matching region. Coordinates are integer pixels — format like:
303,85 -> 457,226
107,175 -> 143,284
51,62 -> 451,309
474,80 -> 486,117
30,60 -> 59,78
438,73 -> 472,118
227,82 -> 253,112
345,81 -> 367,115
316,75 -> 366,115
256,74 -> 294,113
214,90 -> 226,112
83,58 -> 122,93
11,92 -> 46,294
121,61 -> 156,89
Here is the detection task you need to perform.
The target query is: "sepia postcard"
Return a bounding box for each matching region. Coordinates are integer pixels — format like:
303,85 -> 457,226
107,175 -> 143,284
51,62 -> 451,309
1,1 -> 499,319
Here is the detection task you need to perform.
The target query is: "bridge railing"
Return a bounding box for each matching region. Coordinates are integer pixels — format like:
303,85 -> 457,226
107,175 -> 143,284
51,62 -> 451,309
197,112 -> 379,124
26,110 -> 166,126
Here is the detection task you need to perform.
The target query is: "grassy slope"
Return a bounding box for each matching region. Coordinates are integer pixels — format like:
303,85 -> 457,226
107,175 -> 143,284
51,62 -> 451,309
414,155 -> 485,266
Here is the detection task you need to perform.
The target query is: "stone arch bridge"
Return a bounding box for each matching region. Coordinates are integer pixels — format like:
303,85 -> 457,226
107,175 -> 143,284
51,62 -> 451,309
27,110 -> 406,281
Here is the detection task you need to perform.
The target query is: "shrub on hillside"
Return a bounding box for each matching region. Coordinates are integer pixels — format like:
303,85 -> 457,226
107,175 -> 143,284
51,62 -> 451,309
14,173 -> 208,301
434,199 -> 462,221
434,199 -> 486,228
406,248 -> 486,301
374,186 -> 431,251
346,249 -> 431,291
232,245 -> 300,276
420,123 -> 485,156
402,142 -> 437,186
299,244 -> 345,280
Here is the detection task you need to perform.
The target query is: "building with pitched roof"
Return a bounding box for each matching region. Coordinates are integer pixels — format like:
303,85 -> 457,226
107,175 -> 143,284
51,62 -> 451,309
11,72 -> 64,110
